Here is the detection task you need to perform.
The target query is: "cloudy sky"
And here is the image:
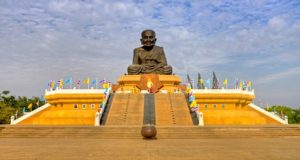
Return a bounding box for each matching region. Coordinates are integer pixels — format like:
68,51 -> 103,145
0,0 -> 300,108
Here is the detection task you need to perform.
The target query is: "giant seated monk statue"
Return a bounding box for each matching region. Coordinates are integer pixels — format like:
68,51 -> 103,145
127,30 -> 173,75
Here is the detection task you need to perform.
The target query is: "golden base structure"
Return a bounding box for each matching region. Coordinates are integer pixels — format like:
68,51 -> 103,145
11,74 -> 287,126
113,74 -> 182,93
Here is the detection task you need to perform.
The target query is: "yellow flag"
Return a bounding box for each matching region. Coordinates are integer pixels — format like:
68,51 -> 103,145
83,78 -> 90,84
50,81 -> 54,89
223,79 -> 228,85
200,79 -> 204,84
186,88 -> 191,94
27,103 -> 32,109
102,82 -> 109,89
59,79 -> 64,88
247,81 -> 251,87
190,100 -> 197,108
239,81 -> 243,88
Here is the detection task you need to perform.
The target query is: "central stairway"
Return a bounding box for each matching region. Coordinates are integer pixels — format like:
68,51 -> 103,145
155,93 -> 193,126
103,92 -> 194,126
105,93 -> 144,125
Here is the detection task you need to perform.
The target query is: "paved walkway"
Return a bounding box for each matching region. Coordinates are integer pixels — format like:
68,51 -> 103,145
1,137 -> 300,160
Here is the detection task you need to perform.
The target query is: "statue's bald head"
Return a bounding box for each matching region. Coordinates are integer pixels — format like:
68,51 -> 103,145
141,29 -> 156,37
140,29 -> 156,47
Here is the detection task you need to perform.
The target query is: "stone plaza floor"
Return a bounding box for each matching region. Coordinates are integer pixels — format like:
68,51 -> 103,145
1,137 -> 300,160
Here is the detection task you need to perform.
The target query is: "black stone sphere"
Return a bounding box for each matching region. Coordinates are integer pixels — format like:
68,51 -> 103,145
141,124 -> 157,139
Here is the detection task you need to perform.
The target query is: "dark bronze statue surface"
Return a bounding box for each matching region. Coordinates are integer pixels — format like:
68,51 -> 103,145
127,30 -> 172,75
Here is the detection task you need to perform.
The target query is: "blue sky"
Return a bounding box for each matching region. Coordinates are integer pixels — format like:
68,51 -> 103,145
0,0 -> 300,108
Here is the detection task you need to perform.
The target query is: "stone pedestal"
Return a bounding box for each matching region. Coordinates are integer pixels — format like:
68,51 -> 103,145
112,74 -> 183,93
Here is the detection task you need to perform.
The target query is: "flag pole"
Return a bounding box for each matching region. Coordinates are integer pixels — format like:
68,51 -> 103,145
70,78 -> 72,89
96,78 -> 98,89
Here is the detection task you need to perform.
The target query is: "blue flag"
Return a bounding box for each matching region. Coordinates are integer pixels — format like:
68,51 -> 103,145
206,79 -> 210,86
39,96 -> 45,102
92,79 -> 97,85
189,95 -> 195,102
65,78 -> 72,84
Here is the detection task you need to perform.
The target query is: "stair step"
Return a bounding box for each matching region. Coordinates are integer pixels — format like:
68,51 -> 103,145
1,125 -> 300,139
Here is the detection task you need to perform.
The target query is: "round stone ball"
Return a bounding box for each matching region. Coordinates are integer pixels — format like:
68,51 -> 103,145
141,124 -> 157,139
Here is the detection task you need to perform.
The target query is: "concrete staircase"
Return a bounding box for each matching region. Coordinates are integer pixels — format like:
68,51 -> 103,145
156,125 -> 300,139
169,93 -> 194,125
0,125 -> 299,139
105,93 -> 144,125
155,93 -> 193,126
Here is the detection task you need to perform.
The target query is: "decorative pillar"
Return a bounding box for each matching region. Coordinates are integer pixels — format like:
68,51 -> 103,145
95,111 -> 100,126
10,116 -> 15,125
197,111 -> 204,126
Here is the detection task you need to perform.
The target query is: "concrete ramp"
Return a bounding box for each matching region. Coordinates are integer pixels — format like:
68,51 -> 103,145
105,93 -> 144,125
155,93 -> 193,126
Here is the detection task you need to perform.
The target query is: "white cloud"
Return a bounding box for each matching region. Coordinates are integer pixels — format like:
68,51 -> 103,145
267,16 -> 286,31
256,67 -> 300,84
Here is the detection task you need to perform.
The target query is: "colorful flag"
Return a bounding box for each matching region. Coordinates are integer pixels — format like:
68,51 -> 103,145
99,79 -> 106,83
206,79 -> 210,88
235,79 -> 239,88
200,79 -> 204,84
65,78 -> 72,84
223,79 -> 228,85
247,81 -> 252,87
239,81 -> 243,88
27,103 -> 32,109
59,79 -> 64,89
191,106 -> 199,112
39,96 -> 45,102
56,80 -> 61,85
83,78 -> 90,84
92,79 -> 97,85
49,81 -> 55,90
188,95 -> 195,102
76,80 -> 81,89
190,100 -> 197,108
185,88 -> 191,94
102,82 -> 109,89
56,79 -> 63,89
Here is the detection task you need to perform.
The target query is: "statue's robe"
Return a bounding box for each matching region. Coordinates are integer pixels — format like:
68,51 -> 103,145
127,45 -> 172,75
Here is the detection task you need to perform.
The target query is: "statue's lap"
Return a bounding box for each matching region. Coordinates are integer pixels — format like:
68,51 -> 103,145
127,64 -> 172,75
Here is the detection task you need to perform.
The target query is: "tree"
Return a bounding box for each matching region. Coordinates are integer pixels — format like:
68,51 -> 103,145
290,108 -> 300,124
0,106 -> 15,124
197,73 -> 205,89
186,74 -> 193,89
267,105 -> 300,124
212,72 -> 219,89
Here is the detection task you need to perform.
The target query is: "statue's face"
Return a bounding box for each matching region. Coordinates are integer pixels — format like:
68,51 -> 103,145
141,30 -> 156,47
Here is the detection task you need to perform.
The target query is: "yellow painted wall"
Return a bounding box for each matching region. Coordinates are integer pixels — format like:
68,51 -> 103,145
18,93 -> 105,125
198,100 -> 280,125
18,103 -> 101,125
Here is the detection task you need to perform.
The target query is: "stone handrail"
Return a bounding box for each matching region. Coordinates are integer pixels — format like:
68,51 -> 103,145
11,103 -> 51,125
97,88 -> 111,126
249,103 -> 287,124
